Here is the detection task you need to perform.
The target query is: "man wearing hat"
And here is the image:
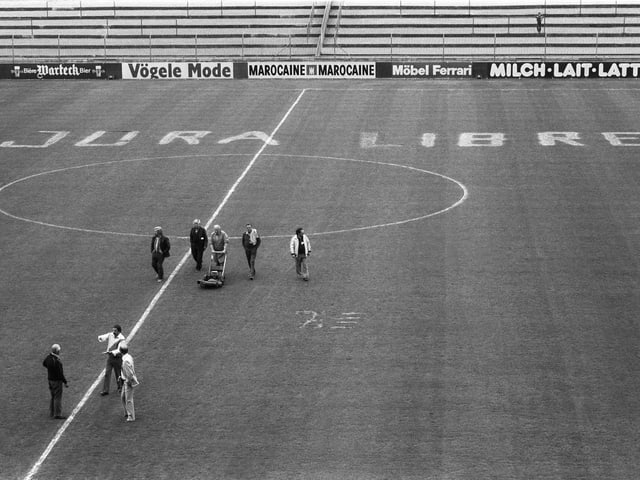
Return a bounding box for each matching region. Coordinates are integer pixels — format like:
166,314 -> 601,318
189,219 -> 208,271
151,226 -> 171,282
42,344 -> 68,419
98,324 -> 126,396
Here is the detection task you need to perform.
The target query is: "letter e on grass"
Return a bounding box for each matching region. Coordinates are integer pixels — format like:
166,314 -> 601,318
602,132 -> 640,146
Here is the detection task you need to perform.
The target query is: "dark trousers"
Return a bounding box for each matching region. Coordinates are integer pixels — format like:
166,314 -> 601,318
152,252 -> 165,279
295,254 -> 309,279
48,380 -> 63,417
102,355 -> 123,393
191,245 -> 205,269
245,248 -> 257,276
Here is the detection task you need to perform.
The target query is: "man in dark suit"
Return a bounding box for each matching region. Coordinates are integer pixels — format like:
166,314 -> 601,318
151,226 -> 171,282
189,219 -> 208,271
42,344 -> 68,419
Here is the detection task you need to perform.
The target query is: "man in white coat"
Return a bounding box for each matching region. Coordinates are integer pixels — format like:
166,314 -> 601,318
119,343 -> 139,422
290,227 -> 311,281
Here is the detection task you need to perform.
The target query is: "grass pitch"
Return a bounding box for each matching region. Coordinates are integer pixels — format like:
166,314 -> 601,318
1,80 -> 639,480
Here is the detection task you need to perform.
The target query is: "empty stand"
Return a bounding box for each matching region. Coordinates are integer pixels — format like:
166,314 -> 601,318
0,1 -> 638,62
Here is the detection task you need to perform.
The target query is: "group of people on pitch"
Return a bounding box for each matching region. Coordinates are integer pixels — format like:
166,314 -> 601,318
42,226 -> 311,422
42,325 -> 138,422
151,221 -> 312,282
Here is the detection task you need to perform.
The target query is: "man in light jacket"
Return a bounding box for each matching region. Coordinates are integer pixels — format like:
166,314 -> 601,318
290,227 -> 311,281
119,344 -> 139,422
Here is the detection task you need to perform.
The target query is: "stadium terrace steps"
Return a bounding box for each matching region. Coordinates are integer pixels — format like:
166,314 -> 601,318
0,1 -> 639,61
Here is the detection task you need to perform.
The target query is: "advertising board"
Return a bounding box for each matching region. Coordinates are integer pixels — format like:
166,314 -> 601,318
486,62 -> 640,79
8,63 -> 113,79
122,62 -> 234,80
247,62 -> 375,79
377,62 -> 474,78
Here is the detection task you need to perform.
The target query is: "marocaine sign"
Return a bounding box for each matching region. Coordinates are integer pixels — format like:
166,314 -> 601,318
247,62 -> 376,79
486,62 -> 640,79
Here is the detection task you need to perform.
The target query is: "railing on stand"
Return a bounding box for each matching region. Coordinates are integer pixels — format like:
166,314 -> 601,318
333,1 -> 343,55
275,34 -> 295,59
316,0 -> 332,57
331,2 -> 351,59
307,2 -> 316,43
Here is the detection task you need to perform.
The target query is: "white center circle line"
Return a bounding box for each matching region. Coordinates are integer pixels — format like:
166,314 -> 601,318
1,154 -> 468,239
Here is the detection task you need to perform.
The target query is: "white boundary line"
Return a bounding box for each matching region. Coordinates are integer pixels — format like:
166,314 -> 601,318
22,88 -> 308,480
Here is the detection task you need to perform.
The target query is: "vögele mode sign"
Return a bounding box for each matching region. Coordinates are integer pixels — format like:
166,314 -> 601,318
123,62 -> 233,79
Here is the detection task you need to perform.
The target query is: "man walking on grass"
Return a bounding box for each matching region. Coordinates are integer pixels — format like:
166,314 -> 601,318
151,226 -> 171,282
290,227 -> 311,281
189,219 -> 208,271
242,223 -> 261,279
210,224 -> 229,267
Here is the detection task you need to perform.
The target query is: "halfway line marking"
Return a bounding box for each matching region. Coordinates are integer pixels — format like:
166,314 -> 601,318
22,88 -> 307,480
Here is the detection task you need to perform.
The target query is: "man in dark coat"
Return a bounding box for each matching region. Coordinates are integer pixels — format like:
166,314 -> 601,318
151,226 -> 171,282
42,344 -> 68,419
189,219 -> 208,271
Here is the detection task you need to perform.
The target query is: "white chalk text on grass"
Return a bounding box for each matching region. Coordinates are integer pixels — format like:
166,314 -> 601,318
0,131 -> 278,148
297,310 -> 365,331
363,132 -> 640,148
1,131 -> 639,149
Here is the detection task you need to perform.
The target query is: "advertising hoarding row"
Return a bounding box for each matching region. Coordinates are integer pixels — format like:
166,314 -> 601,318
1,61 -> 639,80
